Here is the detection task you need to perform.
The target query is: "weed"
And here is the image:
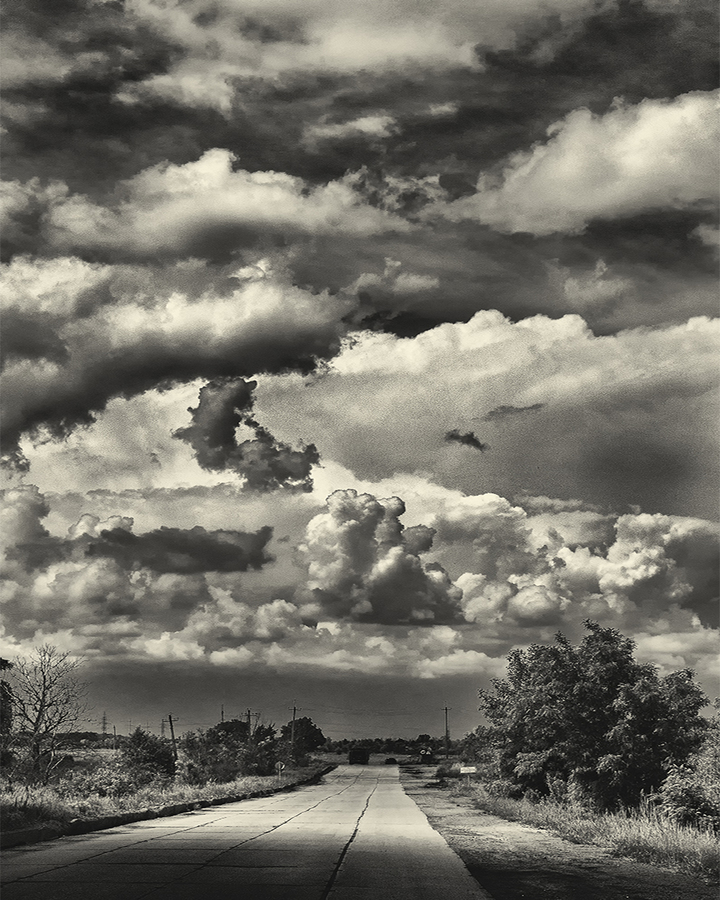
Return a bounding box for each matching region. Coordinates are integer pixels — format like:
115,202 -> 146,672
454,781 -> 719,881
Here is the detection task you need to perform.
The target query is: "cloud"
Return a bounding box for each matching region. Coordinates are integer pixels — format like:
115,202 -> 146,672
433,90 -> 720,234
174,378 -> 319,491
295,489 -> 462,624
484,403 -> 544,421
0,256 -> 352,470
0,483 -> 275,639
257,311 -> 720,518
444,429 -> 489,451
303,115 -> 398,150
85,524 -> 274,575
3,150 -> 412,262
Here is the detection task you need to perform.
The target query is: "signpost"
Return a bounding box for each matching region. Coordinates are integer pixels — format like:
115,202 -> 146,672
275,761 -> 285,784
459,765 -> 477,786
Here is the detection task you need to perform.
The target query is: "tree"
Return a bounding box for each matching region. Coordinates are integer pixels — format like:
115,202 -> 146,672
478,621 -> 708,809
10,645 -> 88,764
280,716 -> 325,760
0,658 -> 14,766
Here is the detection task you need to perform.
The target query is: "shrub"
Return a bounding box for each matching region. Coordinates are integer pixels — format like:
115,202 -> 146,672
179,719 -> 277,785
121,727 -> 176,783
657,765 -> 720,831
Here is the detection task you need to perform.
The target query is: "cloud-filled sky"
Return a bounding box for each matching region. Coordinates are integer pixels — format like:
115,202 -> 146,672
1,0 -> 718,740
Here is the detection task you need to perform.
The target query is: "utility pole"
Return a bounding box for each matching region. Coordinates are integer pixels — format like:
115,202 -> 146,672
246,708 -> 252,734
168,714 -> 178,760
112,726 -> 117,752
221,704 -> 224,723
289,701 -> 300,759
443,705 -> 452,760
160,718 -> 166,739
101,711 -> 107,736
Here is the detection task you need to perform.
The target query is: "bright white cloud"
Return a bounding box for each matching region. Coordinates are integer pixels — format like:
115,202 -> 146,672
3,150 -> 411,259
434,91 -> 720,234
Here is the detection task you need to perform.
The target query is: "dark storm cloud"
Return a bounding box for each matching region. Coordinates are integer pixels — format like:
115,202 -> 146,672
665,529 -> 720,629
2,483 -> 274,575
0,309 -> 68,369
87,524 -> 274,574
444,430 -> 488,451
174,379 -> 320,492
1,259 -> 350,469
484,404 -> 544,421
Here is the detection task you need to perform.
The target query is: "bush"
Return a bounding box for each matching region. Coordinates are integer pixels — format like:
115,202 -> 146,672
179,720 -> 277,785
657,705 -> 720,832
657,765 -> 720,832
121,727 -> 176,783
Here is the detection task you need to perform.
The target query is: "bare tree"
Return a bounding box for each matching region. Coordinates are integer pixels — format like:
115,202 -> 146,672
10,645 -> 89,774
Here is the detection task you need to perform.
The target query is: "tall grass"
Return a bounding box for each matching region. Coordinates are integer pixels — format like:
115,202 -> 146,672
454,781 -> 720,882
1,765 -> 323,832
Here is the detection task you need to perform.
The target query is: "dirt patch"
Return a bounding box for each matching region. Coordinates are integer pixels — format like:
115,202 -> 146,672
400,770 -> 717,900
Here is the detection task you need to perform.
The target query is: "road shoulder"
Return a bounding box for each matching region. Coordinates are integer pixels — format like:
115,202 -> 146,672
400,770 -> 718,900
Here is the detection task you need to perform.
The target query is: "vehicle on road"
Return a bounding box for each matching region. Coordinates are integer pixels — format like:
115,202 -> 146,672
348,747 -> 370,764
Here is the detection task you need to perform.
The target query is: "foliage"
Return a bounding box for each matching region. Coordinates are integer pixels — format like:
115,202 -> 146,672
477,621 -> 708,809
179,719 -> 277,784
120,727 -> 176,783
1,760 -> 329,831
279,716 -> 325,760
657,706 -> 720,832
0,658 -> 14,767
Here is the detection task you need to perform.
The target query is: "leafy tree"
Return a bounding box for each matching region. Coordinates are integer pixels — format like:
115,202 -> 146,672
478,621 -> 708,809
6,645 -> 88,781
121,727 -> 176,782
280,716 -> 325,760
180,719 -> 277,784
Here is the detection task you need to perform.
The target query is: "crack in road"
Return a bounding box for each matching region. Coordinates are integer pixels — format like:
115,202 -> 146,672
320,776 -> 379,900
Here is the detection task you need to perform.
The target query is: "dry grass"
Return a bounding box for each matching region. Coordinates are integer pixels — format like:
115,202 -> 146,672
454,781 -> 720,882
0,765 -> 324,832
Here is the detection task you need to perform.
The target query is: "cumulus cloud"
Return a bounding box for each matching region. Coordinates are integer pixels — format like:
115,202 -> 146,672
295,489 -> 462,624
258,311 -> 720,518
434,91 -> 720,234
0,256 -> 351,470
448,501 -> 720,638
3,150 -> 412,262
174,378 -> 319,491
0,484 -> 274,638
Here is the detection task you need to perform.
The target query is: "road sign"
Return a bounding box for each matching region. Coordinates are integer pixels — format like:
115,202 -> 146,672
459,766 -> 477,774
275,761 -> 286,771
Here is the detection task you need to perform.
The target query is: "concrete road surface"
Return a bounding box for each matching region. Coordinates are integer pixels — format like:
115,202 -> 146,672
1,765 -> 492,900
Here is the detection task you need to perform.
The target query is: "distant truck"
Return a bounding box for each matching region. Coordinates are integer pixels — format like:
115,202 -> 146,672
348,747 -> 370,765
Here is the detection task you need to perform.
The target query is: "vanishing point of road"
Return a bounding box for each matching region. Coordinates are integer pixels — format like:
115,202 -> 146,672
1,764 -> 491,900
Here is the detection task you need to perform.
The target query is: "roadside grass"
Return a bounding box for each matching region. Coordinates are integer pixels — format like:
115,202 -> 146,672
454,781 -> 720,882
0,764 -> 326,832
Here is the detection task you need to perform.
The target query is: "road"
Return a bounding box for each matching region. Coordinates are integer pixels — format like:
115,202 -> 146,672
1,765 -> 491,900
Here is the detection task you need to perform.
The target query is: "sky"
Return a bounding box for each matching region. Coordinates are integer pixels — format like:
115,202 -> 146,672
1,0 -> 718,742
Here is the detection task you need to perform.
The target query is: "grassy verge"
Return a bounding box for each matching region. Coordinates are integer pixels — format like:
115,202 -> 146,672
1,763 -> 328,833
453,781 -> 719,882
